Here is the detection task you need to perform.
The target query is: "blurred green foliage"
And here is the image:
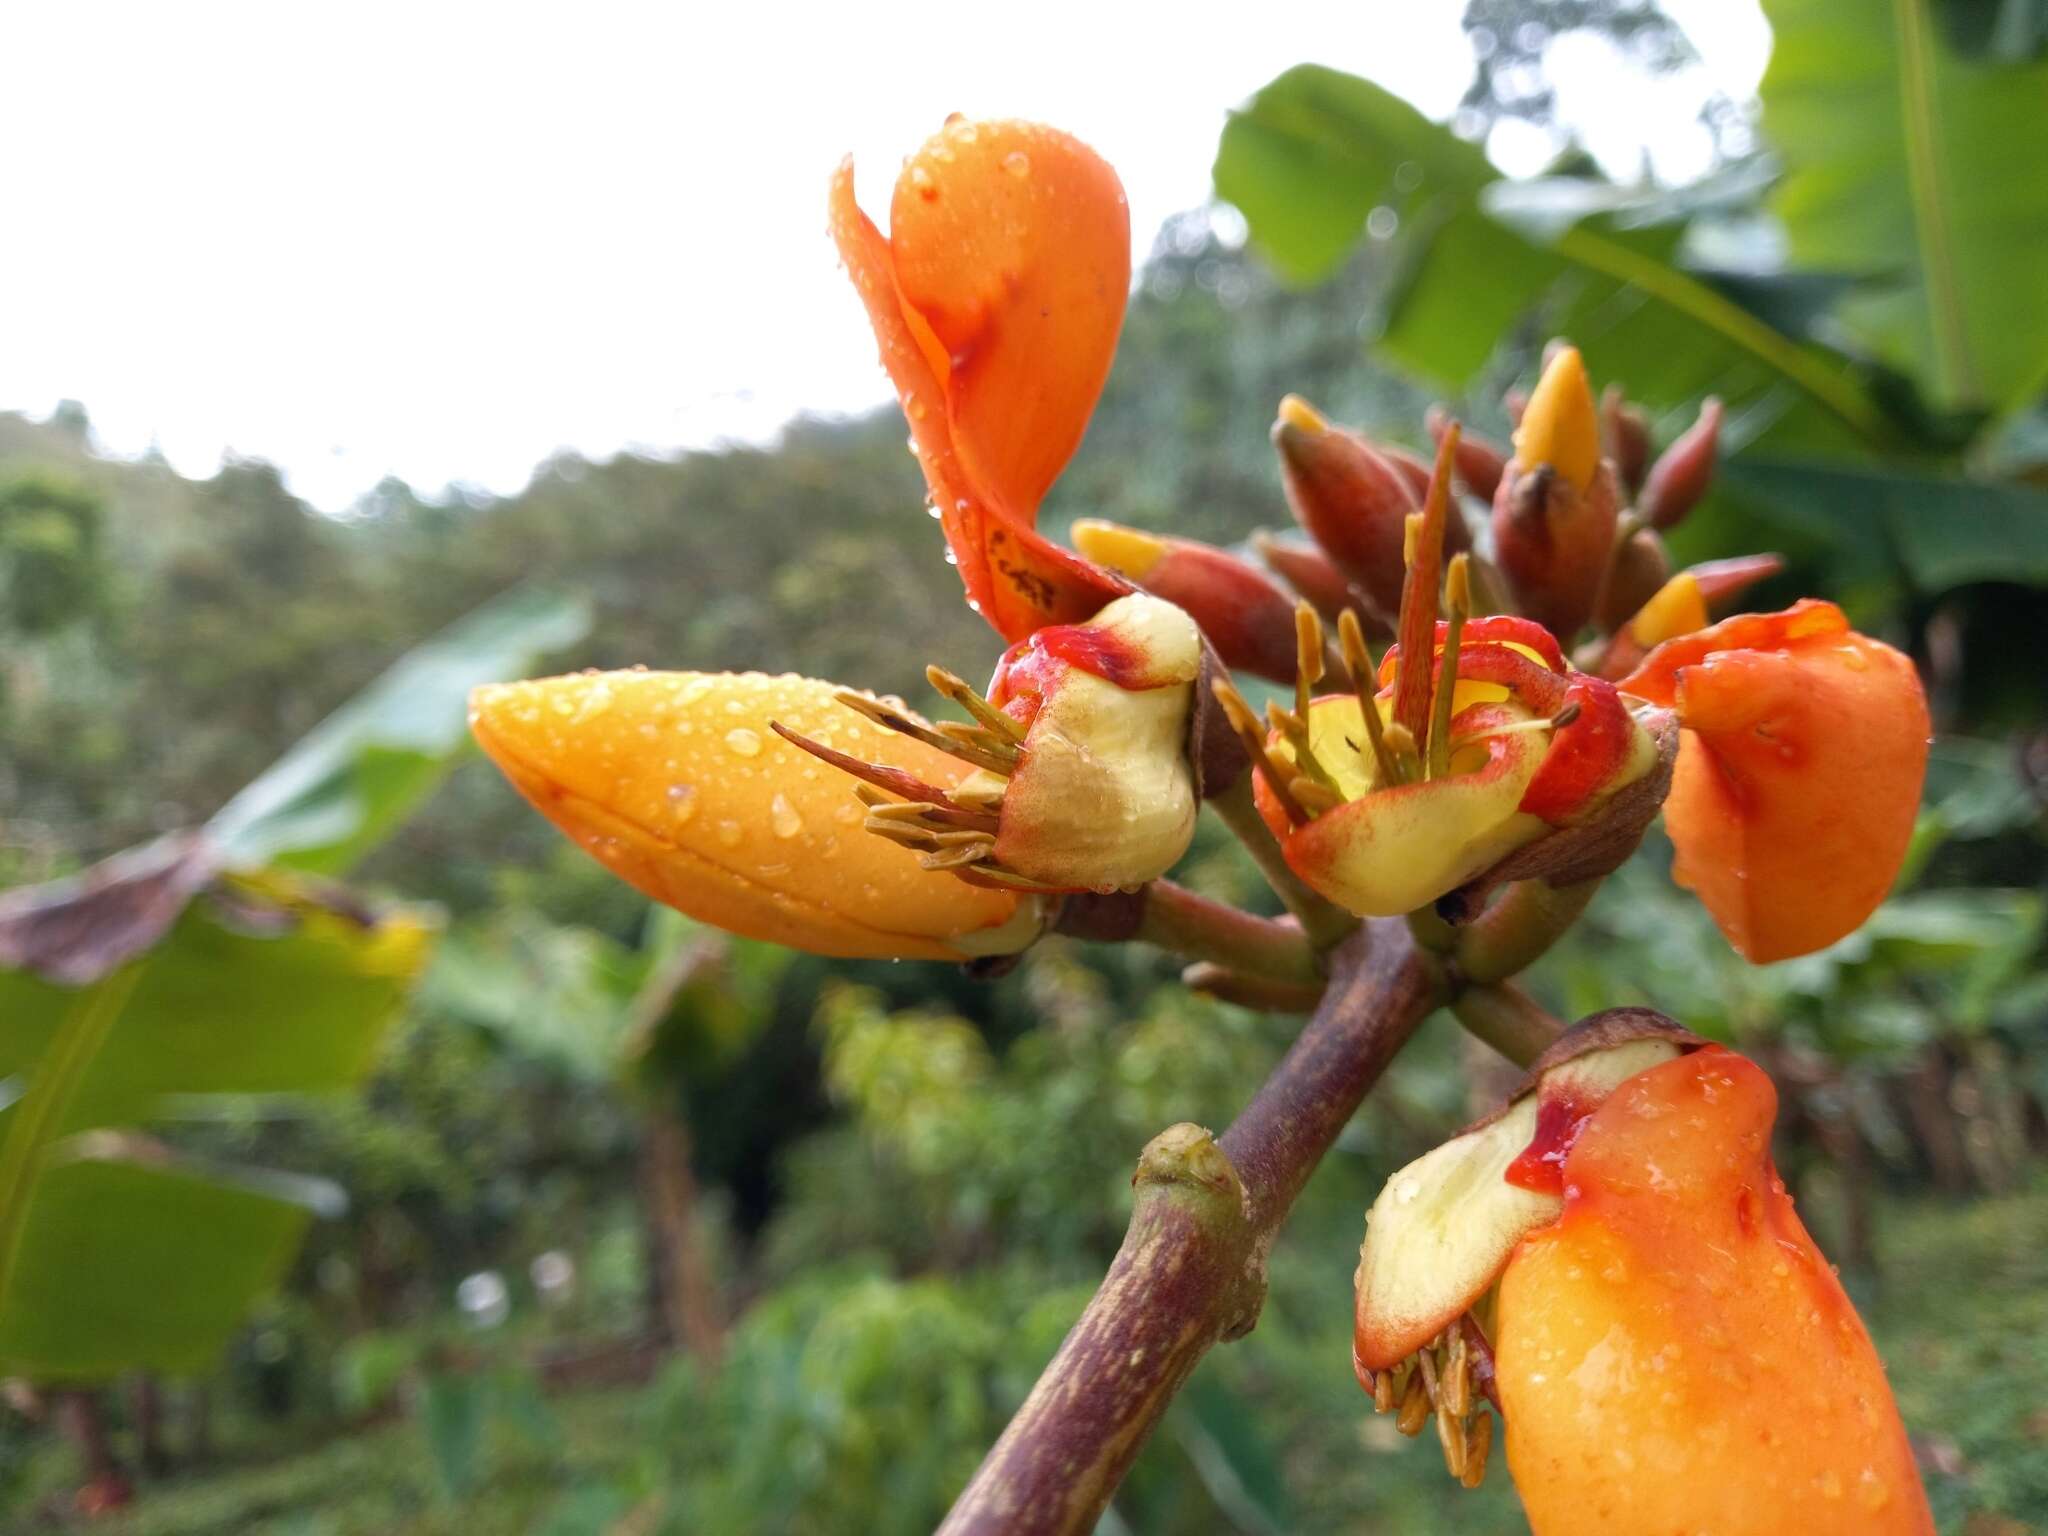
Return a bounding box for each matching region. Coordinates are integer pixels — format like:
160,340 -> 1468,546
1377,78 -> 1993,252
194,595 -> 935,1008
3,1 -> 2046,1530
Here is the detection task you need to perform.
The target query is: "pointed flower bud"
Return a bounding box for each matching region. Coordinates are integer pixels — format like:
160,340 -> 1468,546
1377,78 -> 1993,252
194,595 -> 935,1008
1252,532 -> 1386,640
1592,526 -> 1671,634
1354,1018 -> 1932,1529
1427,405 -> 1507,501
1271,394 -> 1423,620
1593,554 -> 1784,680
1513,346 -> 1600,494
831,117 -> 1131,640
470,671 -> 1039,960
1072,519 -> 1301,684
1620,600 -> 1930,961
1493,346 -> 1621,638
1639,395 -> 1723,530
1599,384 -> 1651,498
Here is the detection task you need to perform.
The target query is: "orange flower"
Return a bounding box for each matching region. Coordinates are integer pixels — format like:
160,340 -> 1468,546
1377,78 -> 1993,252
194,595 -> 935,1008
831,117 -> 1131,641
1352,1027 -> 1931,1530
1501,1049 -> 1931,1533
1620,600 -> 1930,961
469,671 -> 1037,960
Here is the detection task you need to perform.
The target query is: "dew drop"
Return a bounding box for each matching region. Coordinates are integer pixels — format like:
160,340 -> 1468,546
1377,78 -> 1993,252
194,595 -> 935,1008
715,819 -> 742,848
834,802 -> 861,825
667,784 -> 698,823
1002,150 -> 1030,178
770,793 -> 803,839
725,727 -> 763,757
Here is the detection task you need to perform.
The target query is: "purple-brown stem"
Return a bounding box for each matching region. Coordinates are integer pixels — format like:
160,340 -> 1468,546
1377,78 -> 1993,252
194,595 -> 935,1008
935,919 -> 1446,1536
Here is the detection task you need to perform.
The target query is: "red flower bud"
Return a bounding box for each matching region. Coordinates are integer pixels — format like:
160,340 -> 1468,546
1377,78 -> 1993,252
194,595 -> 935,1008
1640,395 -> 1723,530
1253,532 -> 1388,639
1072,520 -> 1301,684
1599,384 -> 1652,498
1273,395 -> 1466,619
1492,348 -> 1621,638
1427,405 -> 1507,501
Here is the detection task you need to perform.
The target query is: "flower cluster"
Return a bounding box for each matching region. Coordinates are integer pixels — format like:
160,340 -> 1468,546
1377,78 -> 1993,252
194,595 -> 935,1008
467,115 -> 1938,1527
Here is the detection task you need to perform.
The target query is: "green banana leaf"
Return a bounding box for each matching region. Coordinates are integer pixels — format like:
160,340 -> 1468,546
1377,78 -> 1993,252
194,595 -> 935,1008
207,584 -> 590,876
0,865 -> 432,1378
1763,0 -> 2048,417
1212,64 -> 1889,457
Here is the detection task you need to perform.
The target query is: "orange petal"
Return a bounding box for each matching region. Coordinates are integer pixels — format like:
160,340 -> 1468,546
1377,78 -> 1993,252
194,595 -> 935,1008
830,140 -> 1126,641
1499,1048 -> 1931,1534
889,118 -> 1129,520
470,671 -> 1026,960
1621,601 -> 1930,961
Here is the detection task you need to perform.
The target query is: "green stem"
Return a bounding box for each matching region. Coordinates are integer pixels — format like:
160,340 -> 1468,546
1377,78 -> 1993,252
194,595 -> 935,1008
0,965 -> 143,1310
1453,878 -> 1601,987
1139,881 -> 1321,985
1207,777 -> 1356,953
1453,982 -> 1567,1068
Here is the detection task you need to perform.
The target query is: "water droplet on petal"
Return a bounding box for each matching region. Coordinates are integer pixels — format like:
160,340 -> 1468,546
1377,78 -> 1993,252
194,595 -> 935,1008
724,727 -> 762,757
667,784 -> 697,823
770,793 -> 803,839
715,819 -> 742,848
1002,150 -> 1030,178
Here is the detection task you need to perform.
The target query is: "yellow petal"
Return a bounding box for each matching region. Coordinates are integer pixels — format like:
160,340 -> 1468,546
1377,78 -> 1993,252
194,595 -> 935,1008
1513,346 -> 1599,491
470,671 -> 1029,960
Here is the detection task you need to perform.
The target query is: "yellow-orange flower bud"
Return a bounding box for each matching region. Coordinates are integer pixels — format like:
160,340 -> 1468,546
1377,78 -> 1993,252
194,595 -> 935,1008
1621,600 -> 1930,961
470,671 -> 1037,960
1352,1024 -> 1931,1530
1500,1048 -> 1932,1533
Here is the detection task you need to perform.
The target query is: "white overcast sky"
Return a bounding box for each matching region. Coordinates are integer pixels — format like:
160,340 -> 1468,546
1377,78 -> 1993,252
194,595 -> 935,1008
0,1 -> 1769,512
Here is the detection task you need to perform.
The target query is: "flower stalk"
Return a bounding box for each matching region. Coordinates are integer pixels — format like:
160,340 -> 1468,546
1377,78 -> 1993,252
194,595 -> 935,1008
935,921 -> 1445,1536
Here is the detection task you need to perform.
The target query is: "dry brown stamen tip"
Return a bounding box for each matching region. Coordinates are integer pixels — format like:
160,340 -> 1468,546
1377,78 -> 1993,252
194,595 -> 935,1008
1460,1412 -> 1493,1489
1436,1398 -> 1469,1482
1372,1366 -> 1397,1414
1210,677 -> 1311,825
771,720 -> 958,809
1551,700 -> 1582,729
1395,1367 -> 1431,1437
926,663 -> 1027,743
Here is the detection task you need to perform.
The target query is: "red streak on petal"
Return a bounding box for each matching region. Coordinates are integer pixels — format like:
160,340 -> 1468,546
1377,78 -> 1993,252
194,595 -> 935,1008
1504,1085 -> 1603,1196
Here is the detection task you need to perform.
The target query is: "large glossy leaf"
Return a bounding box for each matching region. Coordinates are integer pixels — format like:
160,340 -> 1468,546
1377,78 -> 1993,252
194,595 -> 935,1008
0,873 -> 432,1378
1763,0 -> 2048,415
1702,458 -> 2048,610
1212,65 -> 1890,457
207,584 -> 590,875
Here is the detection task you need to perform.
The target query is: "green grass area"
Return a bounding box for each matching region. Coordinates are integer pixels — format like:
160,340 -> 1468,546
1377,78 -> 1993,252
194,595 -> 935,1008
31,1179 -> 2048,1536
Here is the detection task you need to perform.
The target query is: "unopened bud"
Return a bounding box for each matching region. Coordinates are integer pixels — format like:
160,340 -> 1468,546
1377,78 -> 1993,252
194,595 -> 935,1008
1428,405 -> 1507,501
1253,532 -> 1390,639
1640,397 -> 1722,529
1600,385 -> 1651,498
1594,526 -> 1671,634
1272,394 -> 1419,617
1073,519 -> 1300,684
1491,459 -> 1621,641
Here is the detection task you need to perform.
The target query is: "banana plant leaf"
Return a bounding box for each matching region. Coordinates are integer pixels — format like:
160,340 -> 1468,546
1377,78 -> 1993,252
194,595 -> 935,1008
1212,64 -> 1890,458
1763,0 -> 2048,417
0,862 -> 433,1378
207,583 -> 590,877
